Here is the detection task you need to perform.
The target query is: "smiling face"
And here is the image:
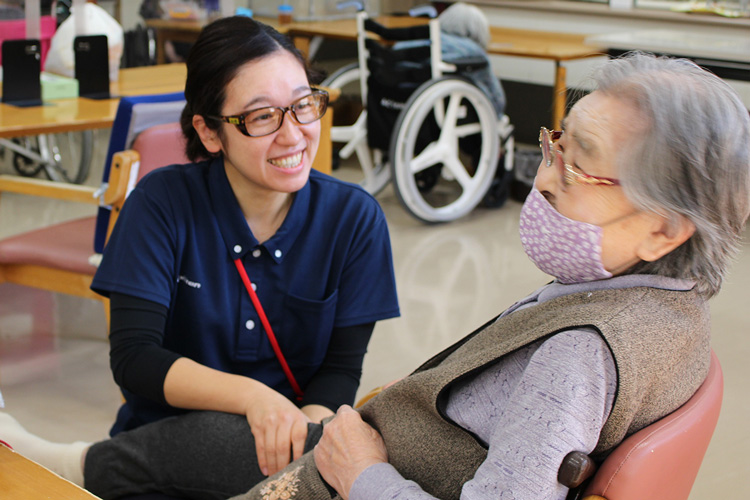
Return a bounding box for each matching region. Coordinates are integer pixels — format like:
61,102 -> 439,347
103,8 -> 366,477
196,50 -> 321,201
533,90 -> 692,276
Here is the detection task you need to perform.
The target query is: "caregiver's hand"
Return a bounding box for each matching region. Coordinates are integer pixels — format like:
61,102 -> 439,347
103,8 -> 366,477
246,388 -> 310,476
314,405 -> 388,499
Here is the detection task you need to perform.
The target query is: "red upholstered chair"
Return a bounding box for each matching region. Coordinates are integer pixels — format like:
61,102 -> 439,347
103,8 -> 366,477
0,122 -> 188,326
562,349 -> 723,500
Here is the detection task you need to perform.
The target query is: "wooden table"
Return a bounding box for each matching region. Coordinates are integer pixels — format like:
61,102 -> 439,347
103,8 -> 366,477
287,15 -> 429,50
486,26 -> 603,129
0,64 -> 187,138
0,444 -> 101,499
145,17 -> 285,64
286,17 -> 603,129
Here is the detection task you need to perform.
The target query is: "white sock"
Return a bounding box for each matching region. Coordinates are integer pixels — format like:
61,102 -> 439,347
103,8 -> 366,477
0,412 -> 89,486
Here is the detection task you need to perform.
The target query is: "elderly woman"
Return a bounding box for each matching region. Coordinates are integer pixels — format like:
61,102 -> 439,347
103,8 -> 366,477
3,52 -> 749,500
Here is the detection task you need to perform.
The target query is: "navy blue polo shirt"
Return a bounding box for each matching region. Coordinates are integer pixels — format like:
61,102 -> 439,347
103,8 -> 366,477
92,158 -> 399,431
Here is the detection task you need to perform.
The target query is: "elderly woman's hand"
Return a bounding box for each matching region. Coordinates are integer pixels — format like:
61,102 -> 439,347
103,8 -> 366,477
314,405 -> 388,499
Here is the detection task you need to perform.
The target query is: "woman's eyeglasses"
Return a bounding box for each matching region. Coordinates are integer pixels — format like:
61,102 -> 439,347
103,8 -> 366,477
538,127 -> 621,188
212,90 -> 329,137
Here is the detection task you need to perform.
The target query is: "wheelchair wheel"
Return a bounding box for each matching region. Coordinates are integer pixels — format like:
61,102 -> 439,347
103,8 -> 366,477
322,63 -> 390,195
10,131 -> 93,184
389,76 -> 499,223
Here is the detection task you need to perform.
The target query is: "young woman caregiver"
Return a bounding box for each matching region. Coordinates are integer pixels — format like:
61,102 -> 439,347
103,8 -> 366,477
89,15 -> 400,478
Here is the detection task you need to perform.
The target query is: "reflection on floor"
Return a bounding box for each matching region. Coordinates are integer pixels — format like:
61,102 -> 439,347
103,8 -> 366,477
1,155 -> 748,498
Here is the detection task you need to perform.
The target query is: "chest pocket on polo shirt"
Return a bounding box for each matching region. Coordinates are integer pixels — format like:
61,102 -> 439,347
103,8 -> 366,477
281,289 -> 339,367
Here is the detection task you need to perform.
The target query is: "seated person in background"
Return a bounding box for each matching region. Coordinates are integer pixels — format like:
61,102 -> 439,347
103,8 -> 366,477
3,51 -> 749,500
394,2 -> 506,118
435,2 -> 506,117
139,0 -> 192,62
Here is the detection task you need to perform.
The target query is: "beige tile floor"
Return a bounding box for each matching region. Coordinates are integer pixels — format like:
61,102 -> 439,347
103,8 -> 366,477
0,141 -> 748,498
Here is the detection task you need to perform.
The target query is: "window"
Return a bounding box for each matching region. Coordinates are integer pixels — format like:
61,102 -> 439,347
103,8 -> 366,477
567,0 -> 750,15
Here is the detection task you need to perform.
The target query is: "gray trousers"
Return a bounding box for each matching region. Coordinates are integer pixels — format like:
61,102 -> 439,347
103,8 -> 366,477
83,411 -> 324,500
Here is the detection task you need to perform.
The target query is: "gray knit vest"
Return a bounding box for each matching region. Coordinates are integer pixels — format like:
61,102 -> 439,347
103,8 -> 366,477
236,286 -> 710,500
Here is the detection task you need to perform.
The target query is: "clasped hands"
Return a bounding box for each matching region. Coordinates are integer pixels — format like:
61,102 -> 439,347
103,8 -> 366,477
314,405 -> 389,500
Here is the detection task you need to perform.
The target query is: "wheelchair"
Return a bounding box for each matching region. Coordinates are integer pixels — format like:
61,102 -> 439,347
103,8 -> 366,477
0,131 -> 93,184
0,12 -> 93,185
322,12 -> 514,223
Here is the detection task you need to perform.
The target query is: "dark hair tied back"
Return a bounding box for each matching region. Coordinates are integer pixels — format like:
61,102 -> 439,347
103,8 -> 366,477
179,16 -> 314,162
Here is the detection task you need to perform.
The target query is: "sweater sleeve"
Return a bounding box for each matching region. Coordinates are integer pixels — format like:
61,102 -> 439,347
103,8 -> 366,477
349,328 -> 616,500
109,292 -> 181,405
301,322 -> 375,411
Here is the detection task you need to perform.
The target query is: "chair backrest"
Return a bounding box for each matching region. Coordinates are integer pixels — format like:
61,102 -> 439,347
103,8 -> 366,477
130,122 -> 189,184
583,350 -> 723,500
94,92 -> 186,253
103,122 -> 188,243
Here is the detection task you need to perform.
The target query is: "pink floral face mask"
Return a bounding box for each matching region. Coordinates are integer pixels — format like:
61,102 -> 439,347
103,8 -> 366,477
519,188 -> 613,284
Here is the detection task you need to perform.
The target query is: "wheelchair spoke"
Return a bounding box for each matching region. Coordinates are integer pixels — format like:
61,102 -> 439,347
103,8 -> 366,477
408,141 -> 448,174
445,156 -> 475,189
455,122 -> 482,137
434,91 -> 463,134
333,111 -> 368,158
357,142 -> 380,179
323,63 -> 390,195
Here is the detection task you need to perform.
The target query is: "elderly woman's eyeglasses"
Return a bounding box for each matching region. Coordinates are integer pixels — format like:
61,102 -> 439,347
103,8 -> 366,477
212,90 -> 329,137
538,127 -> 621,188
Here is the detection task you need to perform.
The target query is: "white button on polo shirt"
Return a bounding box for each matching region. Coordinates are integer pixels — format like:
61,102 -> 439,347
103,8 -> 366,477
245,319 -> 256,330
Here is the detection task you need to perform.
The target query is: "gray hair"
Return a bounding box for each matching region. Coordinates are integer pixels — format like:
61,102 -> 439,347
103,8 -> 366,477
591,51 -> 750,298
439,2 -> 490,50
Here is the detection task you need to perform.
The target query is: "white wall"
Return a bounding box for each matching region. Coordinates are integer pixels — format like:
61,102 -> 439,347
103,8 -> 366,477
480,3 -> 750,105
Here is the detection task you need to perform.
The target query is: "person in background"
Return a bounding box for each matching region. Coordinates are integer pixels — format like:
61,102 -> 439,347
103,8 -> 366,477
393,2 -> 506,118
2,51 -> 748,500
139,0 -> 192,61
436,1 -> 505,117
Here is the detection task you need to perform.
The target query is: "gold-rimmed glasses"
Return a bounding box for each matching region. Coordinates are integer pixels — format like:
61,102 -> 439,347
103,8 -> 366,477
211,89 -> 329,137
539,127 -> 621,188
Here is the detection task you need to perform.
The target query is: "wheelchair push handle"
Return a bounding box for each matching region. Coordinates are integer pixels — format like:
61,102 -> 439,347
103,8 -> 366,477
408,5 -> 438,18
336,0 -> 364,12
363,18 -> 431,41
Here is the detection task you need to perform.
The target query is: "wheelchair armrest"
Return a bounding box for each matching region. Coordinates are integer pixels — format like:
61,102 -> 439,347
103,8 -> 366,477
443,55 -> 489,73
558,451 -> 597,489
364,18 -> 431,41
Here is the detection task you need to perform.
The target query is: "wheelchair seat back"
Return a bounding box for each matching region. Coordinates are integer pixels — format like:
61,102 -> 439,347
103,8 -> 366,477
362,19 -> 436,152
362,17 -> 493,153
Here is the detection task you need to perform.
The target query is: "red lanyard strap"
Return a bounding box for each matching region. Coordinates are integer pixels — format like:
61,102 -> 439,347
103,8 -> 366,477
233,259 -> 304,401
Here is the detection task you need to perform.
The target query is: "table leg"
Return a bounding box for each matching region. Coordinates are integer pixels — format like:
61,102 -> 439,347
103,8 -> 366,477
552,61 -> 567,130
292,35 -> 311,60
312,108 -> 333,175
154,30 -> 166,65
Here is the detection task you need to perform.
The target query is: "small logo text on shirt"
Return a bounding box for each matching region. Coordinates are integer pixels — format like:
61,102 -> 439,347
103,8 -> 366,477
178,275 -> 202,289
